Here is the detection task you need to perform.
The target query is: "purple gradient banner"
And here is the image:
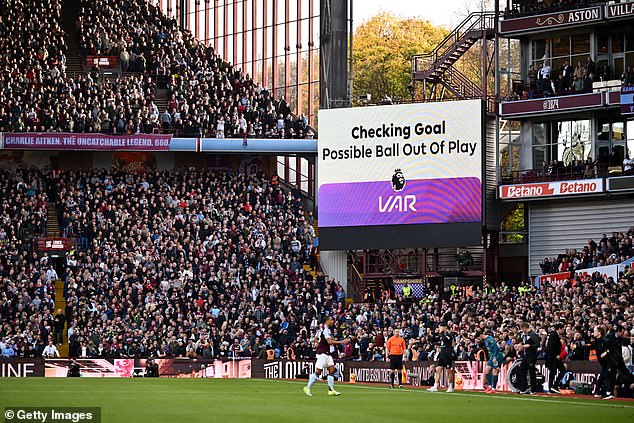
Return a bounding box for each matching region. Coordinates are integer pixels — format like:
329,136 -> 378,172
318,177 -> 481,227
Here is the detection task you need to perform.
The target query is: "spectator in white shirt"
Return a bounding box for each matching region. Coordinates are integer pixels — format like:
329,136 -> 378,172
42,341 -> 60,358
46,266 -> 58,281
624,155 -> 633,175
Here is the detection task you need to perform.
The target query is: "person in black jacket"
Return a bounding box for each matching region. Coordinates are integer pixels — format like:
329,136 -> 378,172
546,323 -> 565,394
518,322 -> 541,394
609,326 -> 634,391
589,325 -> 615,399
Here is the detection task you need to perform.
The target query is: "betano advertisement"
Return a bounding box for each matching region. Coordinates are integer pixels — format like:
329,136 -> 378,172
318,101 -> 483,250
500,179 -> 604,200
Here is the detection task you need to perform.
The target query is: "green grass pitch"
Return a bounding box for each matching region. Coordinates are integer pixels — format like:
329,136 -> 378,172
1,378 -> 633,423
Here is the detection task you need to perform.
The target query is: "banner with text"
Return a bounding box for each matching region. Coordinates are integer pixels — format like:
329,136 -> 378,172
3,133 -> 173,151
500,178 -> 604,200
535,263 -> 621,286
0,359 -> 44,377
251,359 -> 600,392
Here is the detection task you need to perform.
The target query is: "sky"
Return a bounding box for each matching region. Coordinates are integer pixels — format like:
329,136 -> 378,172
352,0 -> 487,30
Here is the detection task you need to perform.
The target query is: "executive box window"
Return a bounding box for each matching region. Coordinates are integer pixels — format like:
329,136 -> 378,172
532,119 -> 592,168
531,34 -> 590,76
597,31 -> 634,80
600,119 -> 634,166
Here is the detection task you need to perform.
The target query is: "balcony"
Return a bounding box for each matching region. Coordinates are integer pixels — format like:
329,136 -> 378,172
500,1 -> 634,36
500,78 -> 626,118
498,163 -> 634,200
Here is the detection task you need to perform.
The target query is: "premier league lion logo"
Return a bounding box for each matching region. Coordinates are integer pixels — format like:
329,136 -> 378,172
391,169 -> 405,192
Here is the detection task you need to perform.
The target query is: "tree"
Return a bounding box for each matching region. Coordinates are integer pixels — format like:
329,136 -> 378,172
353,13 -> 448,103
501,203 -> 526,243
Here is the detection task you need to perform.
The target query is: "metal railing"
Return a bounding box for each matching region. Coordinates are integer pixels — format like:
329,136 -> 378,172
348,262 -> 365,303
444,67 -> 484,98
411,12 -> 495,76
500,164 -> 617,184
500,231 -> 527,244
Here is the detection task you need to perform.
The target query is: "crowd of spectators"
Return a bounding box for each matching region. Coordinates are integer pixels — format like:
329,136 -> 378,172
510,59 -> 634,103
540,229 -> 634,275
0,168 -> 322,358
509,57 -> 607,101
0,0 -> 311,138
0,167 -> 632,378
0,168 -> 57,358
76,0 -> 312,138
0,0 -> 69,133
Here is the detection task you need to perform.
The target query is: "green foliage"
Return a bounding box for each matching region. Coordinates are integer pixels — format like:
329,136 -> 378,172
353,13 -> 448,103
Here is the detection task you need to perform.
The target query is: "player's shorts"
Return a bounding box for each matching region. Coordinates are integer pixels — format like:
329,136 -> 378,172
315,353 -> 335,370
437,353 -> 453,369
389,354 -> 403,370
487,353 -> 505,370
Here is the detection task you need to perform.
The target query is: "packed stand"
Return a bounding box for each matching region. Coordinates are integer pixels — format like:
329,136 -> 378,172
0,169 -> 61,358
0,0 -> 69,132
1,167 -> 632,397
540,229 -> 634,275
77,0 -> 312,138
53,169 -> 320,359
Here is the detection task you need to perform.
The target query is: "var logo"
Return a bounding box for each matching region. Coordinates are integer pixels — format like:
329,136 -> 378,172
379,195 -> 417,212
379,169 -> 417,212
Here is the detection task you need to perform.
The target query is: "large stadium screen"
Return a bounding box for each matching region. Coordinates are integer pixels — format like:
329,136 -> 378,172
318,100 -> 483,250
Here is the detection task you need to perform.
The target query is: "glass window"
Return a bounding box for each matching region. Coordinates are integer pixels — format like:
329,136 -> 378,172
553,35 -> 570,57
533,145 -> 547,169
598,119 -> 611,141
626,32 -> 634,52
554,120 -> 591,166
613,121 -> 625,141
598,33 -> 609,55
533,122 -> 547,145
626,120 -> 634,159
627,53 -> 634,70
572,34 -> 590,55
531,120 -> 590,167
612,33 -> 624,54
532,39 -> 548,62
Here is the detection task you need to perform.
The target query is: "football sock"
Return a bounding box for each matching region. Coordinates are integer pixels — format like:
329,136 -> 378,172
492,375 -> 498,389
327,374 -> 335,391
307,373 -> 318,389
397,371 -> 402,386
390,372 -> 395,385
486,373 -> 492,387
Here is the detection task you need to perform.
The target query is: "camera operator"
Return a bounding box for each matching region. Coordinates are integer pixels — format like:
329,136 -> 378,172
518,322 -> 540,394
145,359 -> 159,378
67,360 -> 81,377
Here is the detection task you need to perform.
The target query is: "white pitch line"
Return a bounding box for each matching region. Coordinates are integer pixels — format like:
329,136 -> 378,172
271,379 -> 634,409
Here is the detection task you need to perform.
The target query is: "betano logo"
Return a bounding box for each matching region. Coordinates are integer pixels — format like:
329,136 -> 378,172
501,180 -> 600,199
379,169 -> 417,213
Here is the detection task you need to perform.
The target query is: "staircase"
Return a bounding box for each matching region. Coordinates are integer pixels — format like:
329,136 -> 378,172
54,280 -> 69,357
46,204 -> 61,237
302,219 -> 319,278
155,88 -> 169,113
46,204 -> 69,356
60,0 -> 83,77
412,12 -> 495,101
